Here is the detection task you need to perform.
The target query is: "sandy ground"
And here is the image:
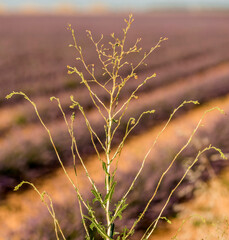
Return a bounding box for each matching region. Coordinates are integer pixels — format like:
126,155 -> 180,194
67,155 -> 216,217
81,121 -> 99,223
149,169 -> 229,240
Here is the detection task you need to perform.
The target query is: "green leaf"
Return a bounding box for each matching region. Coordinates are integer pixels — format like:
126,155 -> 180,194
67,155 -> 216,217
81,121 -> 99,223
112,118 -> 118,123
109,223 -> 115,238
115,199 -> 128,220
104,181 -> 117,205
121,226 -> 130,238
91,188 -> 102,204
90,222 -> 95,230
102,162 -> 108,174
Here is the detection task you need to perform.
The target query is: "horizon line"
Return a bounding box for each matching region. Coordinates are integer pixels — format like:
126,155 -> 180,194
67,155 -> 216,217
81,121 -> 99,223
1,4 -> 229,15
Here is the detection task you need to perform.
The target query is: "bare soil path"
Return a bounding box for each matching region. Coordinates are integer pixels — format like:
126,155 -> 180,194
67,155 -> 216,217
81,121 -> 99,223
149,169 -> 229,240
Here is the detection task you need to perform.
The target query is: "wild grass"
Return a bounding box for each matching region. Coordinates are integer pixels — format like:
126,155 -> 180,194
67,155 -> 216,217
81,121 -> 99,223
5,14 -> 227,240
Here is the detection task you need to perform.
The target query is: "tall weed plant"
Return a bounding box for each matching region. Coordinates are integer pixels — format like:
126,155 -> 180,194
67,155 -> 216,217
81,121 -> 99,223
6,15 -> 227,239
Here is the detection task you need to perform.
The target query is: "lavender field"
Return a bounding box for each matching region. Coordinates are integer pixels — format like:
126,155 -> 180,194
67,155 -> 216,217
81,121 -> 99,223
0,12 -> 229,239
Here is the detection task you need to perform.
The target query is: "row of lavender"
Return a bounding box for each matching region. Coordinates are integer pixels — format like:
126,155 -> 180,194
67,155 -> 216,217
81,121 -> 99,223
1,13 -> 229,98
0,13 -> 229,196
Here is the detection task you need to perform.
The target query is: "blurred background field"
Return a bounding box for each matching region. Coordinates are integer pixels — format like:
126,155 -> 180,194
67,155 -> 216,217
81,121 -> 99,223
0,1 -> 229,239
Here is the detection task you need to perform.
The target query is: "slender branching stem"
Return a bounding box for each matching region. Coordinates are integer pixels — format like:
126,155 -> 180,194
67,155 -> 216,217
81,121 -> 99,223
6,14 -> 227,240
